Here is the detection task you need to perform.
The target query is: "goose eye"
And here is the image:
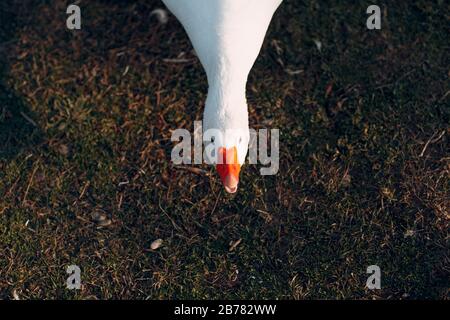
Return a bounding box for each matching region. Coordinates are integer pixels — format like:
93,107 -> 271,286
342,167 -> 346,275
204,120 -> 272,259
239,137 -> 242,144
211,136 -> 215,143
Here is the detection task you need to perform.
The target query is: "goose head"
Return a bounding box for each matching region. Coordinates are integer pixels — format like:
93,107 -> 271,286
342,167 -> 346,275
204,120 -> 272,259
161,0 -> 283,193
203,93 -> 250,194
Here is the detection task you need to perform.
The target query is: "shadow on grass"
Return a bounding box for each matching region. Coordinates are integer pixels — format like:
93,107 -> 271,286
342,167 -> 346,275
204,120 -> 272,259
0,0 -> 42,160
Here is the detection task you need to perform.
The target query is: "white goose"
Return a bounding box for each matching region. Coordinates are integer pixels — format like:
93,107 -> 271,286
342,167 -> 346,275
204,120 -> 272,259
162,0 -> 283,193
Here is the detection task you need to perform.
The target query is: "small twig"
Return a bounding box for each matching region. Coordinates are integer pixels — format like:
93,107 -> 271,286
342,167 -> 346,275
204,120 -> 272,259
75,215 -> 91,224
439,90 -> 449,103
174,165 -> 209,176
285,68 -> 304,76
210,192 -> 221,216
419,130 -> 446,157
117,193 -> 123,210
159,202 -> 184,233
162,58 -> 192,63
22,164 -> 39,205
375,69 -> 415,90
122,66 -> 130,77
229,239 -> 242,252
0,206 -> 9,215
20,112 -> 37,127
79,181 -> 90,200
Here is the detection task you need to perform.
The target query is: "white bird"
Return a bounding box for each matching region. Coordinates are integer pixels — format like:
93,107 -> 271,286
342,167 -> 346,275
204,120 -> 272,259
162,0 -> 283,193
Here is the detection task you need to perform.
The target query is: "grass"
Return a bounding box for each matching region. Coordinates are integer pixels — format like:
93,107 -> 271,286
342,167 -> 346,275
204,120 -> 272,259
0,0 -> 448,299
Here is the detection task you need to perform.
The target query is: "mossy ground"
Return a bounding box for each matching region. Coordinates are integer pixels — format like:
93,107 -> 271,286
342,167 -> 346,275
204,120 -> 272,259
0,0 -> 448,299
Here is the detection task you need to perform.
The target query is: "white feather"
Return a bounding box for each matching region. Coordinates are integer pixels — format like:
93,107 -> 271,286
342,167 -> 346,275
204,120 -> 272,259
162,0 -> 282,164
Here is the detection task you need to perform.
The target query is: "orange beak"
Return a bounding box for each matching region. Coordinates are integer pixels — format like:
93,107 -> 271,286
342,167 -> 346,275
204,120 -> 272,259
216,146 -> 241,193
